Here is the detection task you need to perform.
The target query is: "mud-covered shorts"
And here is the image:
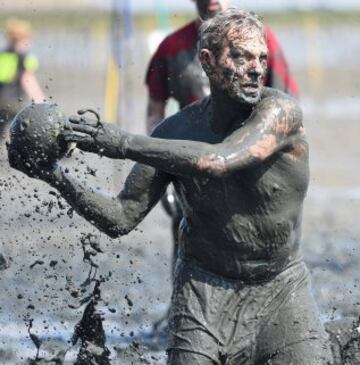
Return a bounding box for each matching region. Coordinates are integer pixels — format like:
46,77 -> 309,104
167,258 -> 333,365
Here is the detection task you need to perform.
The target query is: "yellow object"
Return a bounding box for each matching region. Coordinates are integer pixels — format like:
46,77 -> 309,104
303,14 -> 323,92
24,53 -> 39,72
0,52 -> 18,83
104,56 -> 120,124
0,52 -> 39,84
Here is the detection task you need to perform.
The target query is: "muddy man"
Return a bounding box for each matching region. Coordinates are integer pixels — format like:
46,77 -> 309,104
10,9 -> 333,365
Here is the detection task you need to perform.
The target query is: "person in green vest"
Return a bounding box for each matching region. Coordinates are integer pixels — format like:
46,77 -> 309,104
0,18 -> 44,144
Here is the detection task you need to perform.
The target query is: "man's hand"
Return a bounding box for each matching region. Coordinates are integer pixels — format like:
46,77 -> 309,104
63,109 -> 128,159
7,142 -> 57,183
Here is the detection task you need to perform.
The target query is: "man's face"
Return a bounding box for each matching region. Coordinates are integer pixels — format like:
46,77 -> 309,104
206,28 -> 268,105
194,0 -> 230,20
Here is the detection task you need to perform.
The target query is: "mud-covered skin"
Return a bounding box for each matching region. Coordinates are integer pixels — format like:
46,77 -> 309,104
7,12 -> 327,363
201,24 -> 268,107
46,87 -> 307,281
129,89 -> 308,280
9,15 -> 308,281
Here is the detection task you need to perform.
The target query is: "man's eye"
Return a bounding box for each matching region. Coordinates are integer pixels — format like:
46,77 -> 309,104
231,51 -> 244,60
234,56 -> 246,64
260,55 -> 267,62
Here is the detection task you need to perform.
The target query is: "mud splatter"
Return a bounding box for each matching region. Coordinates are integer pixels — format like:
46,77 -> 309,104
0,253 -> 9,270
72,280 -> 111,365
326,317 -> 360,365
26,233 -> 111,364
25,316 -> 68,364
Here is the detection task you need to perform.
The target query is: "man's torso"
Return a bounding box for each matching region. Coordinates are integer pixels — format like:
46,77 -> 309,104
155,89 -> 309,280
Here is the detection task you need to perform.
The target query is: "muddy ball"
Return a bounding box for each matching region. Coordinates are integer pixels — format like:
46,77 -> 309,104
8,103 -> 68,167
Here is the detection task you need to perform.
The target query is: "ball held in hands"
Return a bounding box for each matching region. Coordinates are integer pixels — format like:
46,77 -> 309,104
8,103 -> 70,175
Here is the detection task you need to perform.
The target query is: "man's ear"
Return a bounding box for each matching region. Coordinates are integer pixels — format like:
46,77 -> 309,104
199,48 -> 216,75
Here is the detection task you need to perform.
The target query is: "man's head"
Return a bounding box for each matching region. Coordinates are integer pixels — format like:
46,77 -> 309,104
199,9 -> 268,105
5,18 -> 32,52
192,0 -> 230,20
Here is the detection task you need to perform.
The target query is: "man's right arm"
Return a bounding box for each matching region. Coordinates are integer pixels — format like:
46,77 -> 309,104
146,96 -> 166,135
8,146 -> 170,239
49,163 -> 170,238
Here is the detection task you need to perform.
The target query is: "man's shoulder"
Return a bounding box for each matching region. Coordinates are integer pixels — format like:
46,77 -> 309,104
260,87 -> 300,112
152,97 -> 210,139
258,87 -> 303,133
156,20 -> 198,57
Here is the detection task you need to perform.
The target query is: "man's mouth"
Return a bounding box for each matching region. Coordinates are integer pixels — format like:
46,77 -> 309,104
208,1 -> 221,12
241,83 -> 261,96
242,83 -> 260,90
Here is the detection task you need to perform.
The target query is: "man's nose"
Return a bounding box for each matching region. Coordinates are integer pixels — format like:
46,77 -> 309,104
248,59 -> 264,80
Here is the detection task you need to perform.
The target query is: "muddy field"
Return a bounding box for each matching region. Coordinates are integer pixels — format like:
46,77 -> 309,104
0,12 -> 359,364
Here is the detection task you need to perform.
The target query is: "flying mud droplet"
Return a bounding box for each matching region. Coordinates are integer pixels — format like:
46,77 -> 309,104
0,253 -> 9,271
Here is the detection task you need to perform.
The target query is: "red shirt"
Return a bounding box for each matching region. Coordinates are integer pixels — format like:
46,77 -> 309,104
146,21 -> 299,108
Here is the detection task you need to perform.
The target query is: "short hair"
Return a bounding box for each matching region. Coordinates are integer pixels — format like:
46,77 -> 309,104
5,18 -> 32,43
199,8 -> 265,58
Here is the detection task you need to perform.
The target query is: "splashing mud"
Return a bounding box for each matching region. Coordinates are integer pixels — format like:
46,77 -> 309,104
26,234 -> 111,364
71,280 -> 111,365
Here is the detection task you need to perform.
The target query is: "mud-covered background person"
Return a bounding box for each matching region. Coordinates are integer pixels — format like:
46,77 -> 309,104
9,9 -> 333,365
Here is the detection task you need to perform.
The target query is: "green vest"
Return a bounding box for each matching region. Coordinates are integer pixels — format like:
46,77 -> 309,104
0,50 -> 39,115
0,50 -> 38,84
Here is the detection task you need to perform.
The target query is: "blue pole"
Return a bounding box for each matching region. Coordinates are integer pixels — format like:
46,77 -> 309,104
123,0 -> 132,39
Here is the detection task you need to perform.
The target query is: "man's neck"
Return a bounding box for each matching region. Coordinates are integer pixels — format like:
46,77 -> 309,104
210,88 -> 254,135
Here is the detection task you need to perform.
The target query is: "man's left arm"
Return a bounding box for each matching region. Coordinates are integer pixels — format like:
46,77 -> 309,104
65,97 -> 303,179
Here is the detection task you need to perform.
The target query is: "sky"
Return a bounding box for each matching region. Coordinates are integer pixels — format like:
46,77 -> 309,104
107,0 -> 360,13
